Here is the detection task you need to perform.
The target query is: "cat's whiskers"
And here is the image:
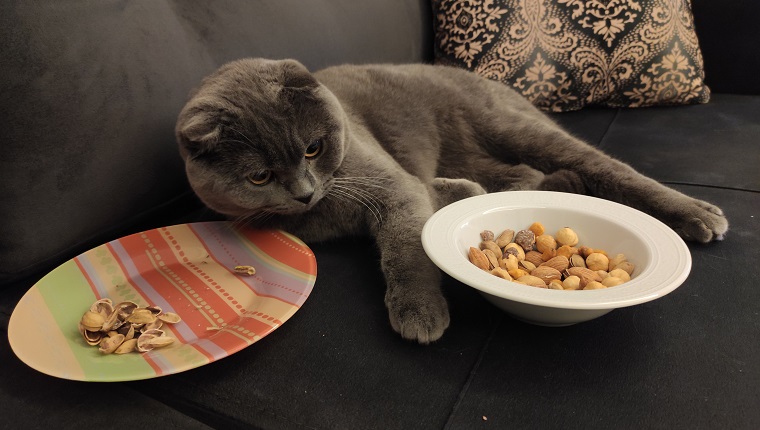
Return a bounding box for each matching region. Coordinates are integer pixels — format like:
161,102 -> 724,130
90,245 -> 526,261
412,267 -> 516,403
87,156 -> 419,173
335,176 -> 391,191
328,185 -> 383,226
229,208 -> 276,231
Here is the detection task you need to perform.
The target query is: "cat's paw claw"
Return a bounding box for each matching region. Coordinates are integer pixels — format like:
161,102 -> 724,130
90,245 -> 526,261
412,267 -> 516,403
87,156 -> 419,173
386,293 -> 450,344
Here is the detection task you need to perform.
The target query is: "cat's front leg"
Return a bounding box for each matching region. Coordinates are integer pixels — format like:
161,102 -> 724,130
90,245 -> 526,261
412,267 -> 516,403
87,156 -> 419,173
486,114 -> 729,242
375,179 -> 450,344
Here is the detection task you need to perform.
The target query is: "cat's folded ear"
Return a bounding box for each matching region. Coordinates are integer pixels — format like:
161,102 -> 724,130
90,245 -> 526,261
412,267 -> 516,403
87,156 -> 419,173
278,59 -> 319,90
175,107 -> 222,155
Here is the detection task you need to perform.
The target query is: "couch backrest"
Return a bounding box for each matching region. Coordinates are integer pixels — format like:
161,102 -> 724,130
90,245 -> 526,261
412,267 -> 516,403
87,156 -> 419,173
692,0 -> 760,95
0,0 -> 434,283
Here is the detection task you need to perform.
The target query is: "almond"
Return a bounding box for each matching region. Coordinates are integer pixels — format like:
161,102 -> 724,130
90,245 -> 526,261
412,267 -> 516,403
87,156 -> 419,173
530,266 -> 562,285
540,255 -> 570,272
516,274 -> 548,288
468,247 -> 490,271
565,266 -> 603,288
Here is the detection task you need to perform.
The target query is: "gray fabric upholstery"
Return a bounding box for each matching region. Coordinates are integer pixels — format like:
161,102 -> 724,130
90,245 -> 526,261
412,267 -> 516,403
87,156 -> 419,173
0,0 -> 433,282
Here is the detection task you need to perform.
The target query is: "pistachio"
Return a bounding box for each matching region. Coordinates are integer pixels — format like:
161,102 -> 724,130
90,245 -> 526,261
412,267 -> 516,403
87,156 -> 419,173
480,240 -> 503,259
613,261 -> 635,276
495,229 -> 515,248
483,249 -> 499,270
570,254 -> 587,269
608,253 -> 628,271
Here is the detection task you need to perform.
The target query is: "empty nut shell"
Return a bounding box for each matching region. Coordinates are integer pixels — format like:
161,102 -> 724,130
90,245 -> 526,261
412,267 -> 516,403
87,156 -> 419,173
81,311 -> 105,332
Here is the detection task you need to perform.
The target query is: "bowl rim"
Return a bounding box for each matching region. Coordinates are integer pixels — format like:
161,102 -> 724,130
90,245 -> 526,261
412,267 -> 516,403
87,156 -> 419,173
422,191 -> 692,310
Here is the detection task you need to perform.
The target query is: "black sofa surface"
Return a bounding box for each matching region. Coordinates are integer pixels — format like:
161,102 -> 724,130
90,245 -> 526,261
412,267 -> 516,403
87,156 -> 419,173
2,1 -> 758,429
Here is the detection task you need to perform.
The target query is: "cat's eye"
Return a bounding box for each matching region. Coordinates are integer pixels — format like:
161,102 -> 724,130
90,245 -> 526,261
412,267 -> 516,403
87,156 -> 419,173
247,170 -> 272,185
305,139 -> 323,159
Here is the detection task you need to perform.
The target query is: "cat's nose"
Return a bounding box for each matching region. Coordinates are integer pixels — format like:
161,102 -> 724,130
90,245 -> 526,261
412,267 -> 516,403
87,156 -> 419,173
295,192 -> 314,205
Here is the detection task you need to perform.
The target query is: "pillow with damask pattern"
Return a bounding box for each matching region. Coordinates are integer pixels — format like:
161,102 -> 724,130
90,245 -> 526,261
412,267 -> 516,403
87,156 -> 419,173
432,0 -> 710,112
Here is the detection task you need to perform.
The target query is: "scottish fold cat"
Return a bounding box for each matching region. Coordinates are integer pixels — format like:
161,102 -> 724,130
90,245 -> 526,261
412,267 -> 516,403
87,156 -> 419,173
176,58 -> 727,343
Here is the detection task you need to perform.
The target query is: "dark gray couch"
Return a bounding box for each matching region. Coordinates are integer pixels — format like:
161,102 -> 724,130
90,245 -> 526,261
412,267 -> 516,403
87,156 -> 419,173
2,1 -> 758,429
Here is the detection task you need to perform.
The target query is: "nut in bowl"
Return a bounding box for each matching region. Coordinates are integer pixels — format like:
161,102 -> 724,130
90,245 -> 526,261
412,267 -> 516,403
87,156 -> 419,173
421,191 -> 692,326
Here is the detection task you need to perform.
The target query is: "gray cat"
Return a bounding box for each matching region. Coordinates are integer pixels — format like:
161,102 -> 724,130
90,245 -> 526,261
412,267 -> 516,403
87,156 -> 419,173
176,58 -> 728,344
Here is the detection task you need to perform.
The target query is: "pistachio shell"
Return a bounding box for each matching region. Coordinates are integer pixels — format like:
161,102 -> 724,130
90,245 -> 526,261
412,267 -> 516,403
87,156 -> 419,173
114,338 -> 138,354
234,265 -> 256,276
127,309 -> 156,324
82,328 -> 104,346
147,336 -> 175,348
89,298 -> 114,316
99,334 -> 125,354
81,311 -> 105,332
157,312 -> 181,324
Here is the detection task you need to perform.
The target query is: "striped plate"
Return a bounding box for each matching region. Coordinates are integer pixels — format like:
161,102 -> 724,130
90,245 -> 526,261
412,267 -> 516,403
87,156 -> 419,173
8,222 -> 317,382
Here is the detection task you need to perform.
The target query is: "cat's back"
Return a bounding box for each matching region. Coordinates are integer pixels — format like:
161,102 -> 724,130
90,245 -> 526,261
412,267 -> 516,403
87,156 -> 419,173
313,62 -> 532,120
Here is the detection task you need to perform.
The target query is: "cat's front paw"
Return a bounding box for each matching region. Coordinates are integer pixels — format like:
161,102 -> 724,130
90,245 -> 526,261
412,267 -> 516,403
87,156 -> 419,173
669,198 -> 728,243
385,289 -> 450,344
431,177 -> 486,209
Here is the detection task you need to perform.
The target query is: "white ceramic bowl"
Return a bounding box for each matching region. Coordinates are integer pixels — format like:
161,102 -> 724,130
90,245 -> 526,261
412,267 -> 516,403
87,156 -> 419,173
422,191 -> 691,326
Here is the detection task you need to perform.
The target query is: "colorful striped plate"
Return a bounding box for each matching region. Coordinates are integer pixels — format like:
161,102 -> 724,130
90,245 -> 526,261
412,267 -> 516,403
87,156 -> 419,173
8,222 -> 317,382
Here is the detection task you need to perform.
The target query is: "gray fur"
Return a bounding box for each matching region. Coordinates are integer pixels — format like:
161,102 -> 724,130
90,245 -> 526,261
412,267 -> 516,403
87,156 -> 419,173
176,58 -> 728,344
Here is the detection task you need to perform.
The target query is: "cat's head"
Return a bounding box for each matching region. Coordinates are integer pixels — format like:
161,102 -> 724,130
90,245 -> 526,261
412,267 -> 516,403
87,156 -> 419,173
175,58 -> 346,217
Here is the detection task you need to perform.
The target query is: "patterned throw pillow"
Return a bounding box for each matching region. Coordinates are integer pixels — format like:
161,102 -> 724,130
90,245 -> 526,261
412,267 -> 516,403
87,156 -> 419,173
432,0 -> 710,112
